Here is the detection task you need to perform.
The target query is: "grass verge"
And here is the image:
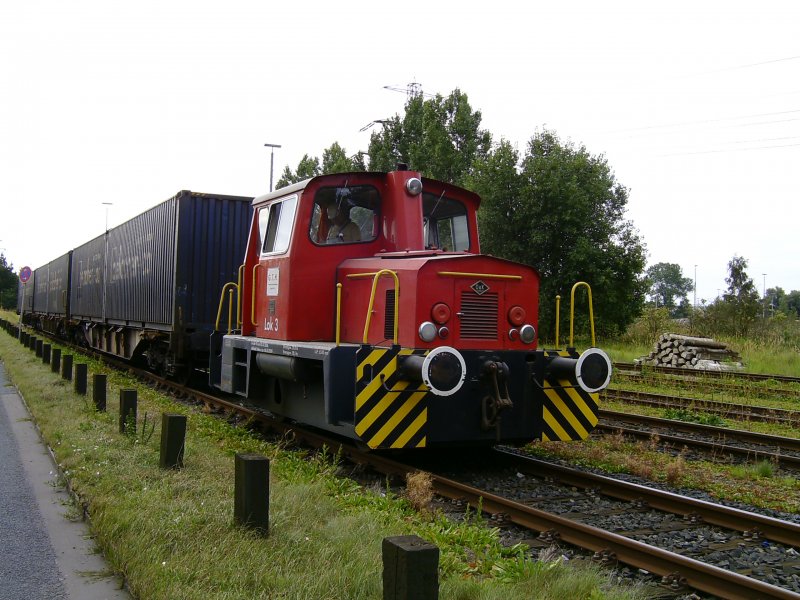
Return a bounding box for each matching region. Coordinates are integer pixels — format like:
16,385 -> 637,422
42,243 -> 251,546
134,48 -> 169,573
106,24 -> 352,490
0,326 -> 646,600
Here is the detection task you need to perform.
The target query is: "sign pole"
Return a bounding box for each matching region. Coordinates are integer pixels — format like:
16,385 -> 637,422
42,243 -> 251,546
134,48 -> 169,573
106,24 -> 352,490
19,266 -> 32,335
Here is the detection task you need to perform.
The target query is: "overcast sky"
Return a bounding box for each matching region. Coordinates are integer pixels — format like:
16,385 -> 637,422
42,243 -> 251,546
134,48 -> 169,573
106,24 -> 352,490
1,0 -> 798,304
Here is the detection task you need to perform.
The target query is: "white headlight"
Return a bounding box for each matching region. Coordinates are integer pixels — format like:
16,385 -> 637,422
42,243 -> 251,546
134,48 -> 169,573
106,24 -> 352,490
520,324 -> 536,344
418,321 -> 437,342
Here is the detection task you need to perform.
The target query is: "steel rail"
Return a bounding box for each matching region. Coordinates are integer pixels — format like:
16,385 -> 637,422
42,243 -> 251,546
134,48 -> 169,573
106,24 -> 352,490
603,389 -> 800,426
614,362 -> 800,385
614,371 -> 800,399
424,469 -> 800,600
595,423 -> 800,469
600,409 -> 800,452
494,449 -> 800,547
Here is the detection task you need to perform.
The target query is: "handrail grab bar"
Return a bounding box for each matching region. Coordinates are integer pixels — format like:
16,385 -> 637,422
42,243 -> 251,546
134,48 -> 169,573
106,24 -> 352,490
251,264 -> 264,326
569,281 -> 596,347
215,282 -> 239,334
350,269 -> 399,345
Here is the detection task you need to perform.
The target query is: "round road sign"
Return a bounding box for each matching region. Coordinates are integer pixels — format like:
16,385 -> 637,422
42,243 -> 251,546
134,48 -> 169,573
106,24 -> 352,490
19,266 -> 32,283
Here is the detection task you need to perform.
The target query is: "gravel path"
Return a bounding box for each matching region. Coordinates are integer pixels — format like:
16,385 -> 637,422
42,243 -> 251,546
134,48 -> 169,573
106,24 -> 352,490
0,361 -> 129,600
0,368 -> 68,600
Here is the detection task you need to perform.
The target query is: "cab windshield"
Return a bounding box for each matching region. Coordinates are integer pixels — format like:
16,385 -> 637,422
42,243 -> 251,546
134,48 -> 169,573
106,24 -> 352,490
423,192 -> 470,252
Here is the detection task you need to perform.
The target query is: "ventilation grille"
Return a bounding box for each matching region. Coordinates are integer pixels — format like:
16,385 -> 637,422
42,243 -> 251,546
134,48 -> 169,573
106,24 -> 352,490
384,289 -> 396,340
460,292 -> 498,339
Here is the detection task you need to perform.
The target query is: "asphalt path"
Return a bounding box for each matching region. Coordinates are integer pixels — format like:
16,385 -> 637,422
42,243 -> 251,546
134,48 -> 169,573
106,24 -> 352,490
0,361 -> 129,600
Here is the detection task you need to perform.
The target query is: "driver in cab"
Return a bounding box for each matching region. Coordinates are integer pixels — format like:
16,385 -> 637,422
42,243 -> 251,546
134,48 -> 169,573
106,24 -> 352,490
326,202 -> 360,243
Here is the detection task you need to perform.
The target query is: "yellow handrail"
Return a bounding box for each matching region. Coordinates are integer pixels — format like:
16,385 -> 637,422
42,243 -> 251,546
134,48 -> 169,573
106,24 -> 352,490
358,269 -> 399,344
237,264 -> 245,327
569,282 -> 596,347
554,294 -> 561,348
335,283 -> 342,346
251,264 -> 264,326
437,271 -> 522,280
215,282 -> 239,333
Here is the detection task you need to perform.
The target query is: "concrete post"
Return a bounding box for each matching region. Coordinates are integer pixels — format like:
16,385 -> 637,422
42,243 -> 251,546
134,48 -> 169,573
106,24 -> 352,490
61,355 -> 73,381
119,389 -> 137,434
74,364 -> 88,395
159,413 -> 187,469
92,374 -> 107,411
234,453 -> 269,534
382,535 -> 439,600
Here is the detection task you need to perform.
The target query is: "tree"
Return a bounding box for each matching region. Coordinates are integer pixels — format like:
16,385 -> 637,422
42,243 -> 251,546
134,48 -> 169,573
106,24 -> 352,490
473,130 -> 647,338
722,255 -> 760,336
367,89 -> 492,185
785,290 -> 800,318
276,144 -> 366,190
645,262 -> 694,314
275,154 -> 321,189
0,253 -> 18,310
765,286 -> 785,317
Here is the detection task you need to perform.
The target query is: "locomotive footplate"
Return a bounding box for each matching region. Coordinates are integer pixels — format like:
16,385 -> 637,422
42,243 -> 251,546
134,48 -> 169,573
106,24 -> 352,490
213,336 -> 606,450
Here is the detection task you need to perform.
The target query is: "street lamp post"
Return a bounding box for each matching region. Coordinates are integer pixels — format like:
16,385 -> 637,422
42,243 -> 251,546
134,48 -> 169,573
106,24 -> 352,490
693,265 -> 697,308
762,273 -> 767,319
264,143 -> 282,192
102,202 -> 113,232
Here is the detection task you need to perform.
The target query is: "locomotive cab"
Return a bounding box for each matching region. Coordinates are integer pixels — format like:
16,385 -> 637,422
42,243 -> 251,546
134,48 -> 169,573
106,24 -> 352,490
211,168 -> 611,449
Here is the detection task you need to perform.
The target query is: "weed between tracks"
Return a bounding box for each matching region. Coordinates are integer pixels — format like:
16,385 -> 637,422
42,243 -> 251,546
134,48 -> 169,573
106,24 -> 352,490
0,323 -> 647,600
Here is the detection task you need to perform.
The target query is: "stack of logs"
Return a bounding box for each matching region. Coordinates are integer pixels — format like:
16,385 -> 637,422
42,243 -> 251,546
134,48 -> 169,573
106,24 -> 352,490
639,333 -> 742,370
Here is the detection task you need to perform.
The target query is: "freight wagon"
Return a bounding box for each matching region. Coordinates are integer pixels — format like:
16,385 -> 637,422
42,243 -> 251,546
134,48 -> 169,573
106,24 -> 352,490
22,190 -> 253,377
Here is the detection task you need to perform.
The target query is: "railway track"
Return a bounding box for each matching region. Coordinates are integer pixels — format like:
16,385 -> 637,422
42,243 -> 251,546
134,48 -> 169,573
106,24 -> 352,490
614,361 -> 800,385
6,323 -> 800,598
597,409 -> 800,470
602,388 -> 800,426
614,371 -> 800,400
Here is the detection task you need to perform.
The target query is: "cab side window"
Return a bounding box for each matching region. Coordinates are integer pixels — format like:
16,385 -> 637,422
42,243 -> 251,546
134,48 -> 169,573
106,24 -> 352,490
310,185 -> 380,245
259,195 -> 298,255
423,193 -> 470,252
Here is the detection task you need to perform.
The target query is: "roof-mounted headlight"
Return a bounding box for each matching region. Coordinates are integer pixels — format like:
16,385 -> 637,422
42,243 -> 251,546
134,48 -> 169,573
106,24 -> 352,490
405,177 -> 423,196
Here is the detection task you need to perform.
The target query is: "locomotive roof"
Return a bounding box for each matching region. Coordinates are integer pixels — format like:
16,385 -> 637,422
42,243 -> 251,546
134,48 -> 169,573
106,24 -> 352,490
251,171 -> 481,209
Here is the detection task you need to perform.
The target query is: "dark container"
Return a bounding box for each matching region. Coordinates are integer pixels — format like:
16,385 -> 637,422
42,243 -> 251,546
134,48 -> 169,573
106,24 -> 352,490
32,252 -> 72,317
82,191 -> 252,354
70,233 -> 107,321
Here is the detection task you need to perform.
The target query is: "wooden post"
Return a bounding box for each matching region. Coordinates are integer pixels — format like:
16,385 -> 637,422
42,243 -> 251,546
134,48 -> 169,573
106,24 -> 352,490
382,535 -> 439,600
74,364 -> 88,395
42,343 -> 51,364
35,339 -> 43,357
29,336 -> 37,350
234,453 -> 269,534
61,354 -> 73,381
51,348 -> 61,374
119,389 -> 137,434
159,413 -> 187,469
92,374 -> 107,411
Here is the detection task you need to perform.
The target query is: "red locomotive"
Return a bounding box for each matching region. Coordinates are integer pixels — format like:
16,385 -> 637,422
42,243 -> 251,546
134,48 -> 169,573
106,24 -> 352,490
211,166 -> 612,448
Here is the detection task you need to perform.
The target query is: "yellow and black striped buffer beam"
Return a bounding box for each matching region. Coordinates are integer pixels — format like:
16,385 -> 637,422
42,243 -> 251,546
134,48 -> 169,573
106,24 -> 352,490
355,346 -> 429,449
541,350 -> 600,441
